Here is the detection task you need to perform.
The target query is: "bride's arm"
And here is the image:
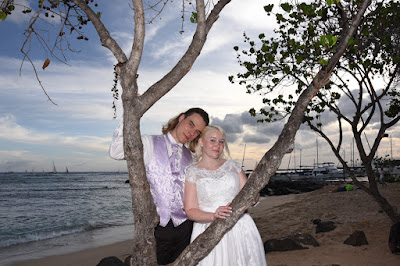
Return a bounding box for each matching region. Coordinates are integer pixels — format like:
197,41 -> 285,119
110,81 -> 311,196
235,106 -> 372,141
239,170 -> 260,207
184,180 -> 231,223
238,170 -> 247,190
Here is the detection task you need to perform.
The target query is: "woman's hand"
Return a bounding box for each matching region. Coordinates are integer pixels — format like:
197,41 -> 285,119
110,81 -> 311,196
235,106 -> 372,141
214,203 -> 232,220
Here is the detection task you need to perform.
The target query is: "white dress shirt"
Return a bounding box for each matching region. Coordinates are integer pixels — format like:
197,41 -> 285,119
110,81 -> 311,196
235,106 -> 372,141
108,121 -> 183,166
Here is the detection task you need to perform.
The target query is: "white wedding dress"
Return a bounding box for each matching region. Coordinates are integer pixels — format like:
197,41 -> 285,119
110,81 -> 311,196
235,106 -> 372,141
186,160 -> 267,266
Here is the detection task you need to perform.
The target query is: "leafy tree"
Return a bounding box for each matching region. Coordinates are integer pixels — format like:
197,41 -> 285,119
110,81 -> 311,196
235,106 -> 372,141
230,0 -> 400,224
3,0 -> 372,264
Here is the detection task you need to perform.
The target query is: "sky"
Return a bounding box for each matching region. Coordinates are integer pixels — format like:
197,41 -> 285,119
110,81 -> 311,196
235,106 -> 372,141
0,0 -> 398,172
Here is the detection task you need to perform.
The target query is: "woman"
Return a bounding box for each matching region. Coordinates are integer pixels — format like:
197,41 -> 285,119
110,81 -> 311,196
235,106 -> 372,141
184,125 -> 267,265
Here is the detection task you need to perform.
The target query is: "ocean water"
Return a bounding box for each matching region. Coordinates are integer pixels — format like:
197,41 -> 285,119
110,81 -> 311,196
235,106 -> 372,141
0,172 -> 134,264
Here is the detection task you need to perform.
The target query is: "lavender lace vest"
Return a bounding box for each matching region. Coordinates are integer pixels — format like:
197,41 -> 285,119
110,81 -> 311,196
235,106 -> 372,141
145,135 -> 192,227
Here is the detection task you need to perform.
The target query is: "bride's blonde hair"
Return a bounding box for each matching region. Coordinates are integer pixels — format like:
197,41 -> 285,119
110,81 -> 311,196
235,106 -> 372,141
194,125 -> 231,161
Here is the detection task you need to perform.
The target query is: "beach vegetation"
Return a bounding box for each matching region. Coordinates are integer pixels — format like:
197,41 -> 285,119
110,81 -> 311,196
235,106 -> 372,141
5,0 -> 374,265
230,0 -> 400,225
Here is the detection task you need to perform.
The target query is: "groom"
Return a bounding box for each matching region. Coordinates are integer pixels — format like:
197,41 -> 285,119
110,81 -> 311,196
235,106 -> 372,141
109,107 -> 209,264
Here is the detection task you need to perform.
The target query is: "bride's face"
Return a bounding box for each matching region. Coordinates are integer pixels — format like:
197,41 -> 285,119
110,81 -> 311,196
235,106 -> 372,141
200,129 -> 225,159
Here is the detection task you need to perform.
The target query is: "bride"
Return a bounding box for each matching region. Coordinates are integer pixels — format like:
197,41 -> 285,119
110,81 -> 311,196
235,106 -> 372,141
184,125 -> 267,265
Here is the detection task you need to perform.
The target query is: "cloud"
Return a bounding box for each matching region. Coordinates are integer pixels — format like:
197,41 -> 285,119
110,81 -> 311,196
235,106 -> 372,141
0,114 -> 109,151
0,115 -> 43,142
0,157 -> 35,172
210,109 -> 285,145
148,33 -> 193,62
243,134 -> 271,144
0,150 -> 29,157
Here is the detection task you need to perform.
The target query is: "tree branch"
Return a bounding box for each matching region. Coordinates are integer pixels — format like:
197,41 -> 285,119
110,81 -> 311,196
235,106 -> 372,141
72,0 -> 127,63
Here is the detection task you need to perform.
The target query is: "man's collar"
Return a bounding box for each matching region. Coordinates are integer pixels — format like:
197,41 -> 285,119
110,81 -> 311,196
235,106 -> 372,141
167,132 -> 182,147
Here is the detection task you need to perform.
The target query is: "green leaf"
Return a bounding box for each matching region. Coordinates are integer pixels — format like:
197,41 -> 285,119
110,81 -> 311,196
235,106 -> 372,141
320,35 -> 337,48
348,38 -> 357,46
261,44 -> 268,52
326,0 -> 340,5
0,11 -> 6,21
296,54 -> 303,64
281,3 -> 293,12
318,58 -> 328,66
190,12 -> 197,23
264,4 -> 274,13
96,12 -> 101,18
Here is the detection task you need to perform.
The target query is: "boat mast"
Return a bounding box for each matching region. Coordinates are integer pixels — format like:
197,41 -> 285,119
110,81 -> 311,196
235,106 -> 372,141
300,149 -> 302,170
241,144 -> 246,168
316,138 -> 319,167
391,135 -> 393,160
52,161 -> 57,173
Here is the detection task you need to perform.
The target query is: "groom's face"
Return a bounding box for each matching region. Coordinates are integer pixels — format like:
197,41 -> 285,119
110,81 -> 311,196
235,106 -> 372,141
173,113 -> 206,144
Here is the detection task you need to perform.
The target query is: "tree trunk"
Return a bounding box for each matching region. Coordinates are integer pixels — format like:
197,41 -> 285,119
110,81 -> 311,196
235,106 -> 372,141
365,167 -> 400,224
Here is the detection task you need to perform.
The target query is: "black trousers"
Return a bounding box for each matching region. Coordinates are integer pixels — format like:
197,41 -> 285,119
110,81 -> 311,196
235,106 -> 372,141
154,219 -> 193,265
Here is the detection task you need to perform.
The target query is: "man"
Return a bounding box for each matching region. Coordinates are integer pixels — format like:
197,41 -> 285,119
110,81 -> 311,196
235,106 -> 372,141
109,108 -> 209,265
379,167 -> 386,188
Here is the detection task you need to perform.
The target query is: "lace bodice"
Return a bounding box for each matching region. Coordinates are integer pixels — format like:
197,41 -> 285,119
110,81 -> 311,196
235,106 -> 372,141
186,160 -> 242,213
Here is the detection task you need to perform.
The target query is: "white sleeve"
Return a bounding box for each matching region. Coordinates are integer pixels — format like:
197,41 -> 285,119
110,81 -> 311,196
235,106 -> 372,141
109,121 -> 125,160
109,122 -> 153,165
142,135 -> 153,166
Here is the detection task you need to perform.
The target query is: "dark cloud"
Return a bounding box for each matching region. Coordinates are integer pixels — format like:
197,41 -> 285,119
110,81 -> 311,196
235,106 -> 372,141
243,134 -> 271,144
226,133 -> 241,144
211,108 -> 285,145
212,114 -> 243,134
255,120 -> 285,135
319,88 -> 396,130
239,111 -> 260,126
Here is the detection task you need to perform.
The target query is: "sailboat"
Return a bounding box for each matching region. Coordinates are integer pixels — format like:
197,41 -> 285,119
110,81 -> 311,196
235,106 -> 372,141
49,161 -> 57,174
65,167 -> 69,174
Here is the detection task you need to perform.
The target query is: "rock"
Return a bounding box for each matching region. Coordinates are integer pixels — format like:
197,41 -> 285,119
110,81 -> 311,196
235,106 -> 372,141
292,233 -> 320,247
389,222 -> 400,254
264,233 -> 319,253
260,180 -> 325,196
260,187 -> 274,196
124,255 -> 132,266
344,230 -> 368,246
315,221 -> 336,233
312,218 -> 321,225
264,238 -> 307,253
97,256 -> 124,266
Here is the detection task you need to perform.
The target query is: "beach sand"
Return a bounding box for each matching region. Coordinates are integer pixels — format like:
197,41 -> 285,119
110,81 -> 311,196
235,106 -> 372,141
12,183 -> 400,266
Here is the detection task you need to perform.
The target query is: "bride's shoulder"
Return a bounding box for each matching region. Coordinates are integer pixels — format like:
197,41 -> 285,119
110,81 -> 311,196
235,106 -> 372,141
224,160 -> 242,171
186,163 -> 198,170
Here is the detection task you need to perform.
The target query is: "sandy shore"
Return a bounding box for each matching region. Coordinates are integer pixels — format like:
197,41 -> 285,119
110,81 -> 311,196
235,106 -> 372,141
12,183 -> 400,266
250,182 -> 400,266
